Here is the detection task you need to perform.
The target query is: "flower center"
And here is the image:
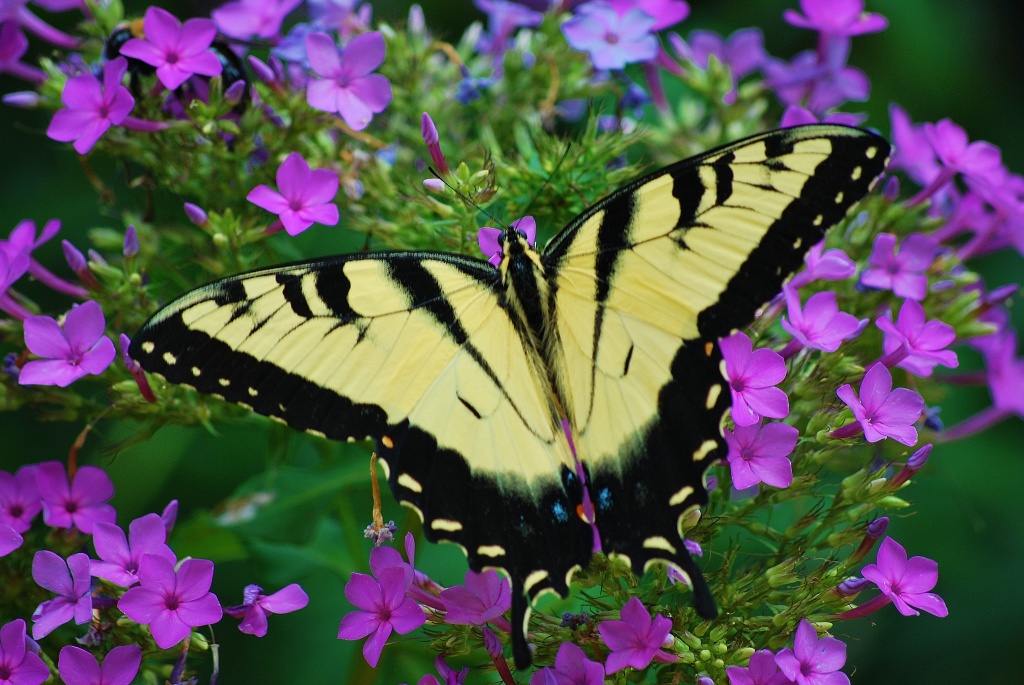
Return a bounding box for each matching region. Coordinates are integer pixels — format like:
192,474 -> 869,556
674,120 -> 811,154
65,501 -> 78,513
604,31 -> 620,45
166,596 -> 180,611
9,504 -> 23,517
731,379 -> 745,391
166,52 -> 179,65
0,665 -> 11,679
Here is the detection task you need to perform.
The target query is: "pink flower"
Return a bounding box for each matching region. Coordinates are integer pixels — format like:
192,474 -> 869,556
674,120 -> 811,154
224,583 -> 309,637
860,537 -> 948,617
306,31 -> 393,131
19,300 -> 116,387
478,216 -> 536,266
31,551 -> 93,639
781,286 -> 864,354
440,569 -> 511,627
725,649 -> 791,685
0,465 -> 41,533
721,331 -> 789,426
774,619 -> 849,685
212,0 -> 302,40
336,565 -> 426,667
46,56 -> 134,155
859,233 -> 938,301
58,645 -> 141,685
119,7 -> 222,90
90,513 -> 177,587
529,642 -> 604,685
598,597 -> 678,674
0,619 -> 49,685
34,461 -> 115,534
876,299 -> 958,376
0,524 -> 22,557
247,152 -> 339,236
725,420 -> 798,490
833,363 -> 924,446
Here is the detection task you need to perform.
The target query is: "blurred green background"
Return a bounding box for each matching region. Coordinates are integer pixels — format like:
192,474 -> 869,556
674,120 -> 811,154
1,1 -> 1022,683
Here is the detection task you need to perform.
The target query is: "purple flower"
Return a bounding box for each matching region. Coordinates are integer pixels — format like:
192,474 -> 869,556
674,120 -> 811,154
35,461 -> 115,534
562,2 -> 658,71
780,104 -> 862,128
224,583 -> 309,636
834,363 -> 924,446
598,597 -> 678,674
0,524 -> 22,557
721,331 -> 789,427
606,0 -> 689,31
46,57 -> 134,154
670,27 -> 764,77
774,619 -> 849,685
90,513 -> 177,587
440,569 -> 511,626
876,299 -> 958,376
889,105 -> 941,188
529,642 -> 604,685
726,649 -> 791,685
0,465 -> 41,533
764,50 -> 868,115
247,152 -> 340,236
780,286 -> 864,354
119,7 -> 222,90
925,118 -> 1002,185
789,241 -> 856,289
58,645 -> 142,685
119,334 -> 156,403
19,300 -> 116,387
119,556 -> 223,649
421,112 -> 449,176
474,0 -> 544,57
783,0 -> 887,36
0,620 -> 49,685
479,216 -> 536,266
31,551 -> 93,639
860,537 -> 948,617
2,218 -> 88,299
337,564 -> 426,667
724,421 -> 798,490
0,22 -> 45,83
306,31 -> 393,131
213,0 -> 302,40
859,233 -> 938,301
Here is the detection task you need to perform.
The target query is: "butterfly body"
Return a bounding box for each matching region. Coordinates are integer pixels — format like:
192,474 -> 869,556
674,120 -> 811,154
129,125 -> 890,667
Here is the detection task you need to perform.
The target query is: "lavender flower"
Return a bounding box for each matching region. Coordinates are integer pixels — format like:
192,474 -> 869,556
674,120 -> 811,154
119,7 -> 222,90
561,2 -> 658,71
725,649 -> 790,685
224,583 -> 309,636
774,619 -> 849,685
876,299 -> 958,376
19,300 -> 116,387
0,465 -> 41,533
31,551 -> 93,639
859,233 -> 938,301
724,420 -> 798,490
607,0 -> 689,31
783,0 -> 888,36
790,241 -> 857,289
440,569 -> 511,627
721,331 -> 790,426
90,513 -> 177,587
306,31 -> 393,131
598,597 -> 678,673
833,363 -> 924,446
479,216 -> 536,266
780,286 -> 864,354
0,620 -> 49,685
212,0 -> 303,40
35,461 -> 115,533
669,27 -> 764,103
529,642 -> 604,685
859,537 -> 948,617
46,57 -> 135,155
336,565 -> 426,667
0,524 -> 22,557
474,0 -> 544,57
247,152 -> 340,235
58,645 -> 142,685
888,104 -> 941,188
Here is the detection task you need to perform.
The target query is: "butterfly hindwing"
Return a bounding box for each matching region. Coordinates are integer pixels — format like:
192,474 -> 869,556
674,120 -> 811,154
542,125 -> 890,598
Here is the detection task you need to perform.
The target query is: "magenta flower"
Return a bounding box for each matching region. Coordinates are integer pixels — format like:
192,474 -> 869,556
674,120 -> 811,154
561,2 -> 658,70
0,22 -> 45,83
474,0 -> 544,57
247,152 -> 339,236
860,537 -> 948,617
781,286 -> 864,354
2,218 -> 88,299
668,27 -> 763,104
721,331 -> 789,427
306,31 -> 393,131
0,620 -> 49,685
118,555 -> 223,649
213,0 -> 302,40
725,421 -> 798,490
606,0 -> 689,31
789,241 -> 856,289
859,233 -> 938,301
0,246 -> 30,319
58,645 -> 142,685
889,105 -> 941,188
0,525 -> 22,557
783,0 -> 887,36
31,551 -> 93,639
529,642 -> 604,685
440,569 -> 511,627
46,57 -> 134,154
0,465 -> 41,533
35,461 -> 115,534
224,583 -> 309,637
479,216 -> 536,266
924,118 -> 1002,184
780,104 -> 862,128
774,619 -> 849,685
598,597 -> 678,674
833,363 -> 924,446
421,112 -> 449,176
90,513 -> 177,587
726,649 -> 791,685
337,564 -> 426,667
19,300 -> 116,387
876,299 -> 958,376
120,7 -> 222,90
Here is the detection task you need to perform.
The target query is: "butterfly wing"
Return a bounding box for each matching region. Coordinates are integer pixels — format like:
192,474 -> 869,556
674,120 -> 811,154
542,125 -> 891,606
128,252 -> 593,652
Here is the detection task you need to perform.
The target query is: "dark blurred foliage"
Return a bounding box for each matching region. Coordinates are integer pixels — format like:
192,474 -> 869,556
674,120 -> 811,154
1,2 -> 1022,684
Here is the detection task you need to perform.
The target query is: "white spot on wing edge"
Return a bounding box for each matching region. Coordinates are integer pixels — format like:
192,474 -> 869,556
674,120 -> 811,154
477,544 -> 506,558
523,569 -> 549,593
693,439 -> 718,463
669,485 -> 695,507
705,384 -> 722,410
431,518 -> 463,532
397,473 -> 422,493
642,536 -> 677,554
162,352 -> 177,365
141,341 -> 155,354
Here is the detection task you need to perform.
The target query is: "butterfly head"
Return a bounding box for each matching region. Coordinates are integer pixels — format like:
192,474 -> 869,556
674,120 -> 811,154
478,216 -> 538,267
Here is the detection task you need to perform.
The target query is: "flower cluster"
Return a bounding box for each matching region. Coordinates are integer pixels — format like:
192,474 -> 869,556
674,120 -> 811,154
1,0 -> 1021,683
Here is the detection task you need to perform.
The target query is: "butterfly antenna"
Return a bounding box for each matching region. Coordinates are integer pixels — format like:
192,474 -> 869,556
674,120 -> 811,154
518,141 -> 573,221
428,166 -> 507,231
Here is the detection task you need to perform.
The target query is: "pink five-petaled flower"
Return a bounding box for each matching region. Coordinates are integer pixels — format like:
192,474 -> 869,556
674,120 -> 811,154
0,619 -> 49,685
58,645 -> 142,685
478,216 -> 536,267
833,363 -> 924,446
605,0 -> 690,31
212,0 -> 302,40
783,0 -> 888,36
247,152 -> 340,236
726,649 -> 791,685
118,555 -> 223,649
337,565 -> 426,667
0,465 -> 41,533
780,286 -> 864,354
224,583 -> 309,637
774,619 -> 850,685
90,513 -> 177,587
306,31 -> 393,131
31,551 -> 93,639
724,420 -> 799,490
876,298 -> 958,377
19,300 -> 116,387
598,596 -> 678,674
924,118 -> 1003,185
859,537 -> 948,617
119,7 -> 222,90
440,569 -> 512,629
46,57 -> 134,155
561,2 -> 659,71
721,331 -> 789,427
34,461 -> 115,534
790,241 -> 857,289
0,524 -> 22,557
859,233 -> 938,301
529,641 -> 605,685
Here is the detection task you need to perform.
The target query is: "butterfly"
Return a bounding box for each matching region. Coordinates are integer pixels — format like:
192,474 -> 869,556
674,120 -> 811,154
128,124 -> 890,667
